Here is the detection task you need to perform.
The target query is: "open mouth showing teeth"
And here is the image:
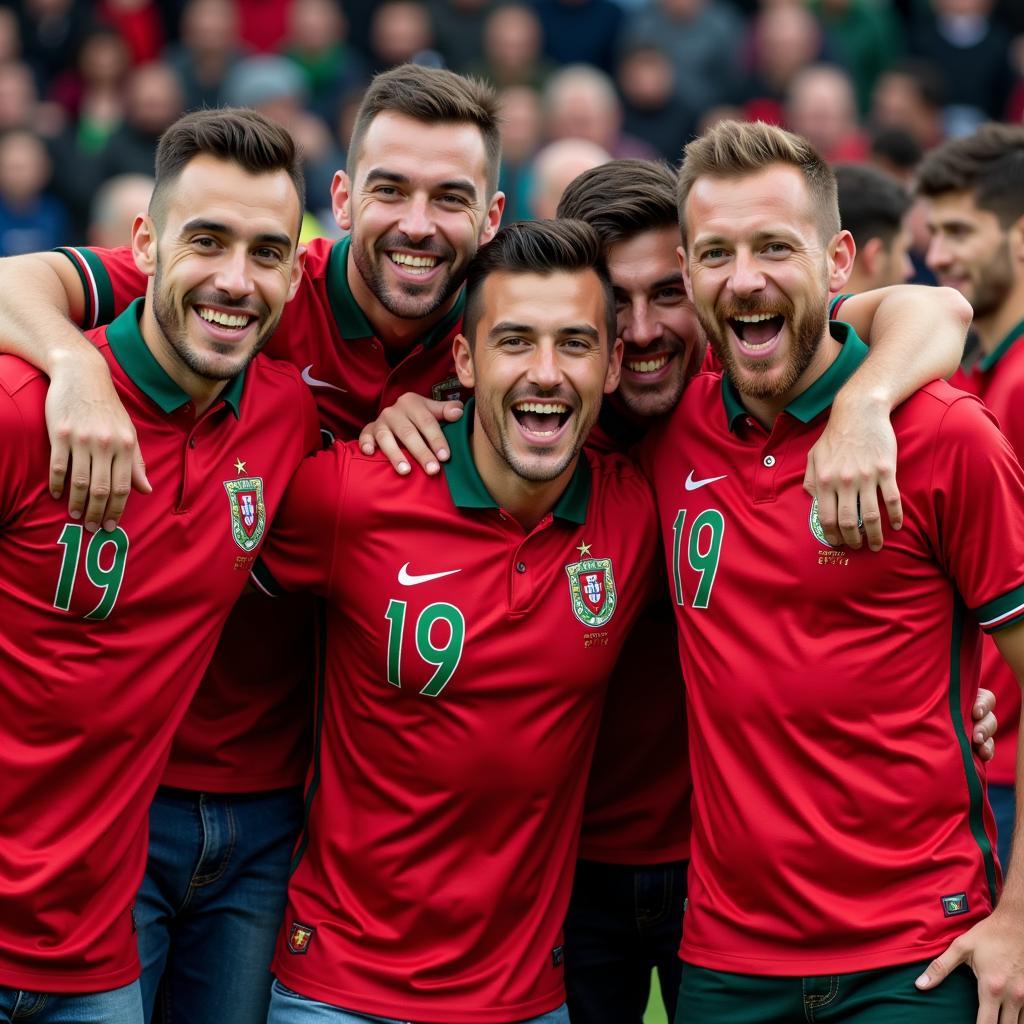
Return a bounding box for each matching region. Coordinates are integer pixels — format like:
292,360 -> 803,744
625,354 -> 669,374
511,400 -> 571,437
197,307 -> 254,329
389,252 -> 440,275
729,312 -> 785,350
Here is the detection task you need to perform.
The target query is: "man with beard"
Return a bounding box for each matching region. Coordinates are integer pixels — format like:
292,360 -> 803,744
644,118 -> 1024,1022
916,123 -> 1024,873
0,108 -> 319,1022
253,219 -> 658,1023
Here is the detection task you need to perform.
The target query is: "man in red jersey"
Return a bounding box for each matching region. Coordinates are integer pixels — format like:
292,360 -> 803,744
916,124 -> 1024,874
251,219 -> 656,1024
644,118 -> 1024,1022
0,108 -> 319,1023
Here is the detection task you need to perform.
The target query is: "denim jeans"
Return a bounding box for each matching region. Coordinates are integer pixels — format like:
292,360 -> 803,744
135,786 -> 304,1024
0,982 -> 142,1024
266,980 -> 571,1024
563,859 -> 687,1024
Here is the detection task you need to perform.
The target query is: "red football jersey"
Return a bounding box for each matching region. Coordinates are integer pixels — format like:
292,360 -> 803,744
58,239 -> 468,792
0,301 -> 319,991
579,400 -> 690,864
644,324 -> 1024,975
960,319 -> 1024,787
253,409 -> 659,1022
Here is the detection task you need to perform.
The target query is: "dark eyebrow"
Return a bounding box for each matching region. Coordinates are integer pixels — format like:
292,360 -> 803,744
489,321 -> 600,341
364,168 -> 478,202
650,273 -> 684,290
180,218 -> 292,251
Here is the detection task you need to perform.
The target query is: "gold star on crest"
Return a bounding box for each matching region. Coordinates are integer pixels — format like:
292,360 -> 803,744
234,458 -> 247,475
576,541 -> 592,558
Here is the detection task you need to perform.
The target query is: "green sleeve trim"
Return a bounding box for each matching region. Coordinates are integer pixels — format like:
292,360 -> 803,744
975,584 -> 1024,634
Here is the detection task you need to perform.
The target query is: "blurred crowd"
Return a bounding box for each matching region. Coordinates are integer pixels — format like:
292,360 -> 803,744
1,0 -> 1023,257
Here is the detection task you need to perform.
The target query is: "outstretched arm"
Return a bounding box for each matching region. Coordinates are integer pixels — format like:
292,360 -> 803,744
808,285 -> 971,551
0,252 -> 148,531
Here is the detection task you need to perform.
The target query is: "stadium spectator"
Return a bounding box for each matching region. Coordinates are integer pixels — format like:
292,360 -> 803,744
0,60 -> 39,133
909,0 -> 1016,127
738,2 -> 827,125
99,60 -> 184,180
806,0 -> 905,112
544,64 -> 656,160
0,8 -> 21,66
617,44 -> 696,162
529,137 -> 610,218
282,0 -> 367,126
426,0 -> 497,75
470,3 -> 554,91
497,84 -> 544,222
368,1 -> 441,73
535,0 -> 624,76
834,163 -> 913,292
15,0 -> 91,95
48,27 -> 129,138
785,63 -> 870,162
622,0 -> 743,118
0,126 -> 67,255
164,0 -> 245,111
86,172 -> 153,248
870,60 -> 947,152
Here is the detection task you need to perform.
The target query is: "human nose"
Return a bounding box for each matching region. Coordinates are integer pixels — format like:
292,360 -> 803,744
527,341 -> 563,391
622,300 -> 663,349
398,194 -> 435,242
729,249 -> 765,297
213,247 -> 254,297
925,234 -> 950,273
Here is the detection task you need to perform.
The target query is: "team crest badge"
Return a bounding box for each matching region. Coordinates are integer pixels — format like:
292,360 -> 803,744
224,476 -> 266,552
287,922 -> 315,954
565,555 -> 617,627
808,497 -> 833,547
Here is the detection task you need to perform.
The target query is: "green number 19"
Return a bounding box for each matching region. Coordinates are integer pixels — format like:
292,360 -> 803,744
671,508 -> 725,609
385,599 -> 466,697
53,523 -> 130,620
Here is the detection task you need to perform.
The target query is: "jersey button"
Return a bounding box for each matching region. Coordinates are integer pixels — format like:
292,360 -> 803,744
763,454 -> 775,467
188,438 -> 197,449
516,561 -> 527,573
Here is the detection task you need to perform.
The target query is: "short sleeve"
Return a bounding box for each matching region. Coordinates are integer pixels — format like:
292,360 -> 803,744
930,394 -> 1024,633
54,246 -> 145,329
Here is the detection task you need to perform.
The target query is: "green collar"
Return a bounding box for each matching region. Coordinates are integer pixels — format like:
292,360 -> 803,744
723,320 -> 868,431
106,298 -> 244,417
978,318 -> 1024,372
441,399 -> 591,524
326,235 -> 466,346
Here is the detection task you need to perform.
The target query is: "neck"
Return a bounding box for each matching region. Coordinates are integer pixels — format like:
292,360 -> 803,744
346,247 -> 459,350
740,330 -> 841,429
140,295 -> 225,416
972,289 -> 1024,356
469,411 -> 576,532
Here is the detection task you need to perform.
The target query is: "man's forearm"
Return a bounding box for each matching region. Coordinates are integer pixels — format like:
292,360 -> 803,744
0,253 -> 97,374
835,285 -> 971,411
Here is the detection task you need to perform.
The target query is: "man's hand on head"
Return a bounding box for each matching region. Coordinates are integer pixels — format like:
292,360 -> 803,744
46,347 -> 150,531
359,395 -> 464,476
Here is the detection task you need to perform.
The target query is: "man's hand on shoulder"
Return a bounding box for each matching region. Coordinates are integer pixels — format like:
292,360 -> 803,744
47,346 -> 150,531
359,394 -> 464,476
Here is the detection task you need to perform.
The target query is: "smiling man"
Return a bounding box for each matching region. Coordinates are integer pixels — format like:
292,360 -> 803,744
251,219 -> 659,1024
644,118 -> 1024,1024
0,108 -> 319,1023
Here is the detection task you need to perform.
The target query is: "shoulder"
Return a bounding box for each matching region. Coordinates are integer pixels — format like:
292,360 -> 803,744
0,354 -> 47,401
297,236 -> 338,284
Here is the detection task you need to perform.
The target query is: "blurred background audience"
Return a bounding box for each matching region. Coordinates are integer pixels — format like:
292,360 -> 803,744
1,0 -> 1021,249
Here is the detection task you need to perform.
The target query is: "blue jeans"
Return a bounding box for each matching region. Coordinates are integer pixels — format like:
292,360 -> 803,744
135,786 -> 304,1024
563,859 -> 687,1024
267,979 -> 571,1024
0,983 -> 142,1023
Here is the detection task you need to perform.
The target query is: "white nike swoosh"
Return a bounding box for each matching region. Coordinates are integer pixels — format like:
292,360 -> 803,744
301,365 -> 347,392
398,562 -> 462,586
685,471 -> 727,491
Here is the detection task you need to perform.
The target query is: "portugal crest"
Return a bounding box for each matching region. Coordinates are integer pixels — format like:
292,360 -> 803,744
224,476 -> 266,552
565,555 -> 617,627
809,496 -> 861,548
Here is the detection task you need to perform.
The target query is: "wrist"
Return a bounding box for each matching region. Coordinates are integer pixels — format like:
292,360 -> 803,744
833,382 -> 894,417
45,336 -> 104,377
